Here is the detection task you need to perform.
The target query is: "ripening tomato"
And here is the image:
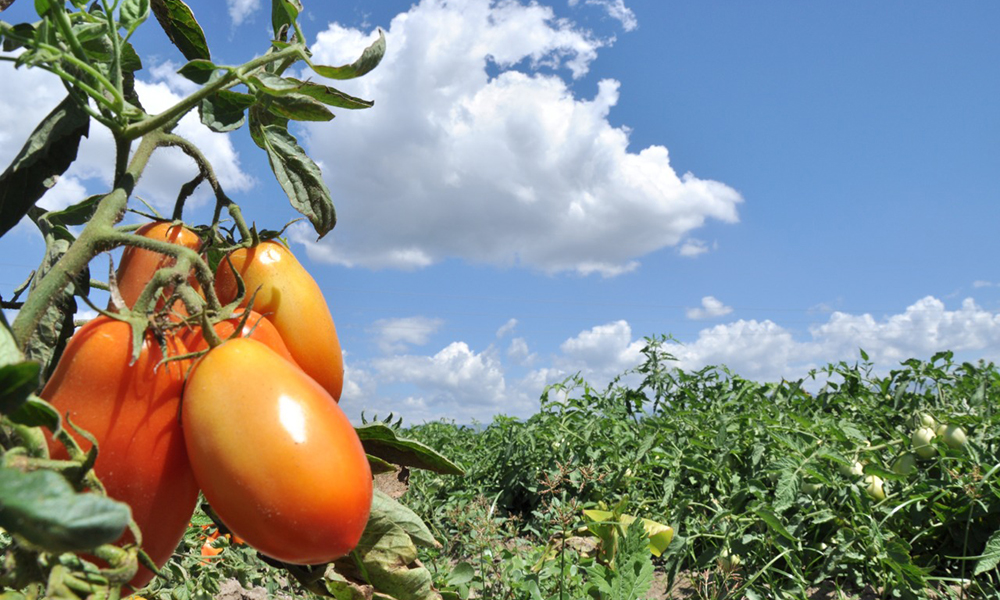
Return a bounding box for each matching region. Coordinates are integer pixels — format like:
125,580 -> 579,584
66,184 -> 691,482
214,241 -> 344,401
114,222 -> 202,314
180,309 -> 296,365
182,338 -> 371,564
42,317 -> 199,589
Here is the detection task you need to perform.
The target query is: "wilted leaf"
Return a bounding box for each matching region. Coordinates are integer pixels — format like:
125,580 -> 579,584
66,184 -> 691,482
150,0 -> 210,61
249,115 -> 335,238
371,490 -> 438,549
356,422 -> 464,475
306,29 -> 385,80
0,466 -> 130,553
0,95 -> 89,238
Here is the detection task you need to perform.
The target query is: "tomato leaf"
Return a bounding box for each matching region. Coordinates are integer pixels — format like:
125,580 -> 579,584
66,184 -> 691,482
177,58 -> 217,84
0,310 -> 24,367
7,396 -> 60,430
367,453 -> 396,475
975,528 -> 1000,575
0,466 -> 130,553
119,0 -> 151,36
150,0 -> 210,61
250,73 -> 374,110
0,95 -> 90,238
200,90 -> 254,133
270,0 -> 301,41
753,507 -> 796,543
305,29 -> 385,80
356,422 -> 464,475
0,362 -> 41,416
249,114 -> 335,238
267,94 -> 334,122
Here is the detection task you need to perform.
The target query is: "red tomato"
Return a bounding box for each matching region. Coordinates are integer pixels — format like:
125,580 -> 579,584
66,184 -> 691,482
214,241 -> 344,401
114,222 -> 202,314
180,309 -> 296,365
42,317 -> 199,589
182,338 -> 371,564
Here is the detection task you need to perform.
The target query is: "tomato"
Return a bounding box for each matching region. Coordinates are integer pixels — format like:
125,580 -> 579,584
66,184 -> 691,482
214,241 -> 344,401
180,309 -> 296,365
911,427 -> 937,459
42,317 -> 199,589
942,424 -> 967,449
719,548 -> 741,570
199,539 -> 224,564
837,460 -> 864,478
864,474 -> 886,501
114,222 -> 202,314
892,453 -> 918,476
910,413 -> 937,430
182,338 -> 371,564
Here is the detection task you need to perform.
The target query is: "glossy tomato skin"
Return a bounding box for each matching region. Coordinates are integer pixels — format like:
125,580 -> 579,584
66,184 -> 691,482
115,222 -> 202,313
182,338 -> 371,564
180,309 -> 296,365
214,241 -> 344,401
42,317 -> 199,589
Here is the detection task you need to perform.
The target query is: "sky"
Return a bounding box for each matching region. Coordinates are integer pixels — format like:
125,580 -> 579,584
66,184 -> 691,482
0,0 -> 998,425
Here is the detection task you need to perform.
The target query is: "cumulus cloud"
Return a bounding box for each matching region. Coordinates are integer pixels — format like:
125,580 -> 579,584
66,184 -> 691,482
568,0 -> 638,31
507,337 -> 536,366
292,0 -> 741,276
371,316 -> 444,353
497,318 -> 518,338
227,0 -> 262,27
558,320 -> 645,377
686,296 -> 733,320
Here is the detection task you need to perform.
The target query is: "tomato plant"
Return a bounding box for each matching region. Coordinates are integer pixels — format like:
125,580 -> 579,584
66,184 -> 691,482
114,222 -> 202,314
215,240 -> 345,401
41,317 -> 199,589
181,338 -> 372,564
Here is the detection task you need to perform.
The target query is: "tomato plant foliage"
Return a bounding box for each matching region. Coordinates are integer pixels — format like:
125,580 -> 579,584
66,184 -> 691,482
0,1 -> 459,599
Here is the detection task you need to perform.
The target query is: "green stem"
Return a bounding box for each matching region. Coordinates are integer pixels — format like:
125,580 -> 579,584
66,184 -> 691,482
120,44 -> 302,140
10,133 -> 161,349
101,0 -> 124,113
48,1 -> 91,69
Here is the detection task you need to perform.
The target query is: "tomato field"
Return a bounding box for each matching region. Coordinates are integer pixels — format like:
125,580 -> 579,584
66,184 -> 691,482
0,1 -> 998,600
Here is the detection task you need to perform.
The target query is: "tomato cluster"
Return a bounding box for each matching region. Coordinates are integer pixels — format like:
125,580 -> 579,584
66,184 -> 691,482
40,224 -> 372,591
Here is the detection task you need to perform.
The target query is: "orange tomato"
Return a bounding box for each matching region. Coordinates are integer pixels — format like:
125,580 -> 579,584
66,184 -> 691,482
114,222 -> 202,314
180,309 -> 296,365
182,338 -> 371,564
42,317 -> 199,589
214,241 -> 344,401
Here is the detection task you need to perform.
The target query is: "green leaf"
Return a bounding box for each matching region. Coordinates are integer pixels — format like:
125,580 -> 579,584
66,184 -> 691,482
7,396 -> 60,430
356,422 -> 465,475
0,310 -> 23,367
975,528 -> 1000,575
120,0 -> 150,35
0,362 -> 41,416
249,115 -> 335,238
150,0 -> 210,61
306,29 -> 385,80
270,0 -> 301,41
0,466 -> 130,553
249,74 -> 375,109
367,454 -> 396,475
753,507 -> 796,543
0,95 -> 90,238
200,90 -> 254,133
43,194 -> 102,228
177,58 -> 217,84
267,94 -> 334,122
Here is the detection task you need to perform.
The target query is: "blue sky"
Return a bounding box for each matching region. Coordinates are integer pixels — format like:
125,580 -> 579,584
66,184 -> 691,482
1,0 -> 998,424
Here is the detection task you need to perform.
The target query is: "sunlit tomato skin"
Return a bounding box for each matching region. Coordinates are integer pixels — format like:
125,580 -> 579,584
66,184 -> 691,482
42,317 -> 199,589
182,338 -> 372,564
180,309 -> 296,365
214,241 -> 344,401
114,222 -> 202,314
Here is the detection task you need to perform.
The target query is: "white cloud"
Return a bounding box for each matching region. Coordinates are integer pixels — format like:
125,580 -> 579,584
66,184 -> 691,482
568,0 -> 638,32
558,320 -> 645,377
227,0 -> 262,27
686,296 -> 733,320
496,318 -> 518,338
371,316 -> 444,353
293,0 -> 741,276
507,337 -> 536,366
973,280 -> 994,288
678,238 -> 716,257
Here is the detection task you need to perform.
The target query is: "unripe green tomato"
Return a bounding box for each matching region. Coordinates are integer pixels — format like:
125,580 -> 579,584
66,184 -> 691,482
942,424 -> 967,449
864,475 -> 886,501
719,548 -> 741,569
892,453 -> 918,476
800,481 -> 822,496
838,460 -> 864,478
910,413 -> 937,430
911,427 -> 937,459
936,423 -> 947,437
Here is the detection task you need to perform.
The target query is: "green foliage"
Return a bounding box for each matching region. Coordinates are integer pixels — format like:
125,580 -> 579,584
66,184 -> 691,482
404,339 -> 1000,598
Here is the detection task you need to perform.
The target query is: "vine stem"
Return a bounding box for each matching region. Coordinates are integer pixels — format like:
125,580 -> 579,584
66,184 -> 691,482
10,133 -> 161,349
